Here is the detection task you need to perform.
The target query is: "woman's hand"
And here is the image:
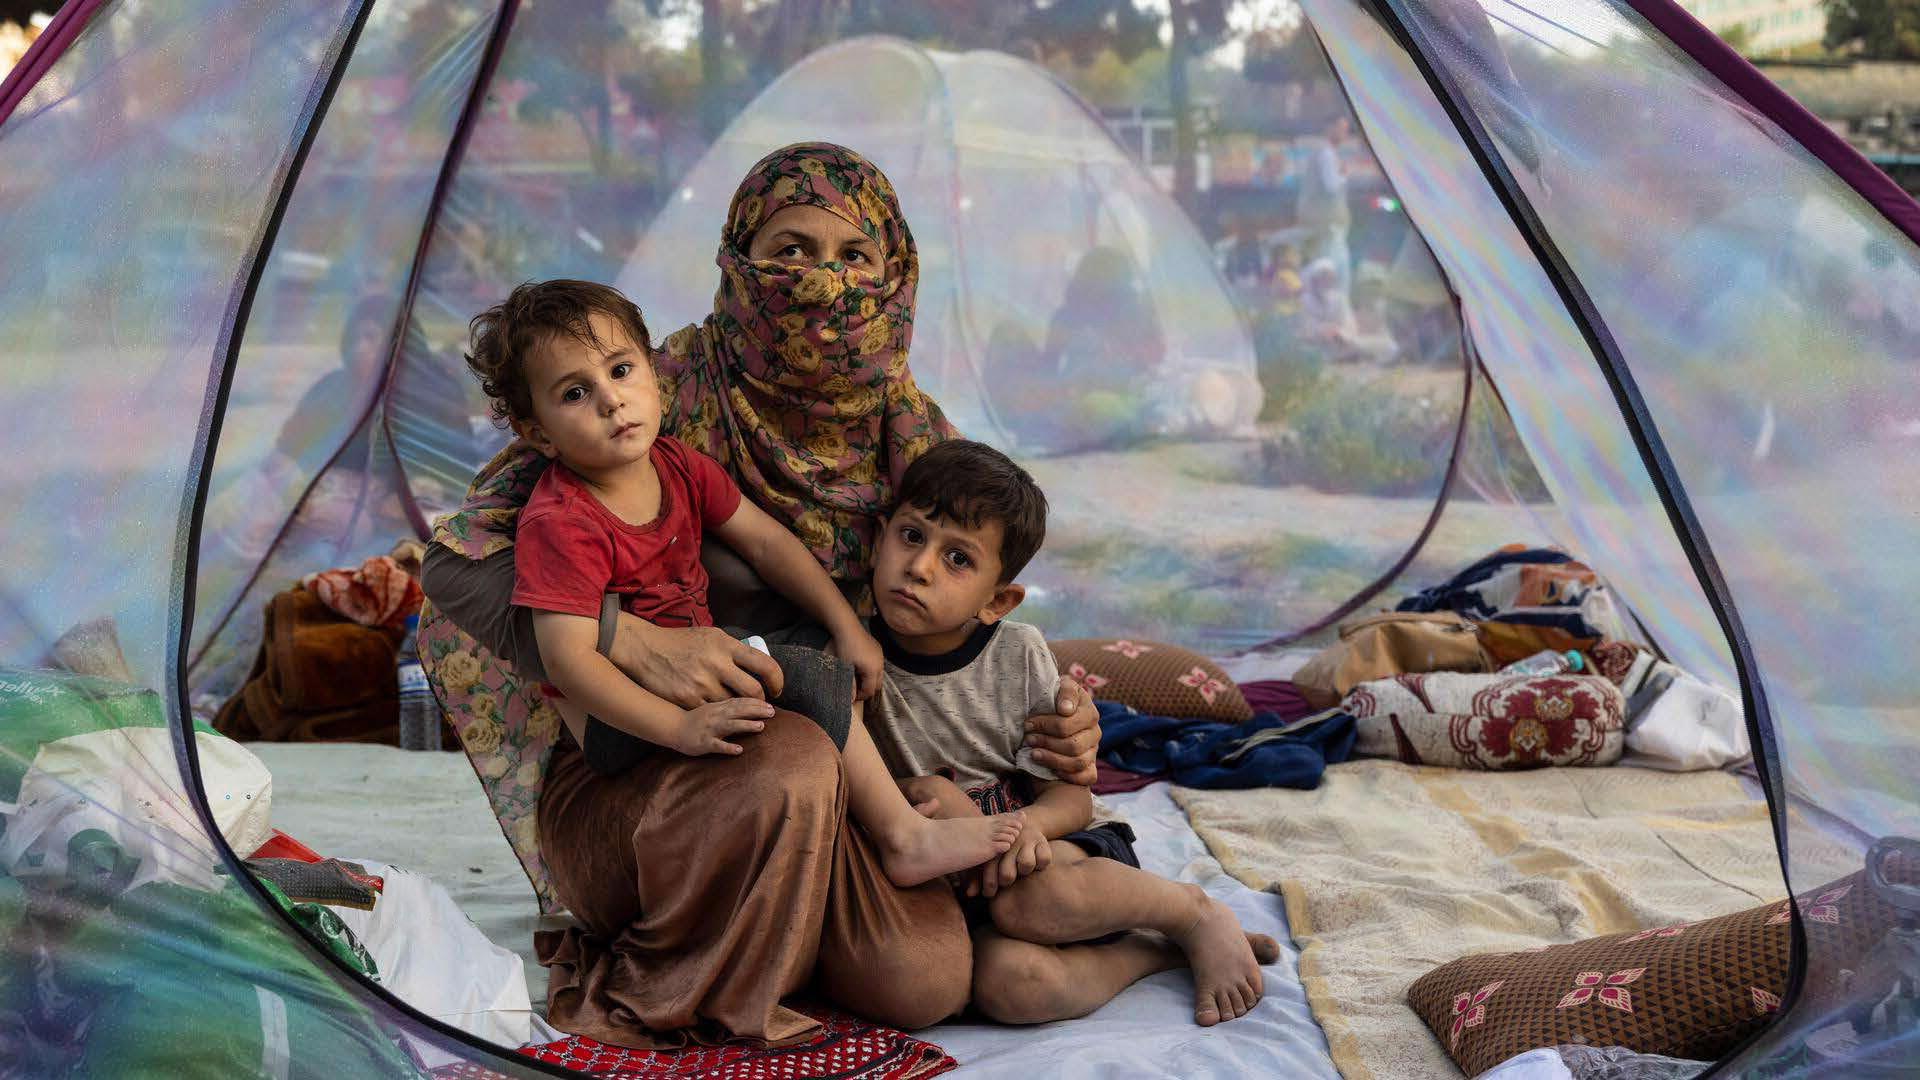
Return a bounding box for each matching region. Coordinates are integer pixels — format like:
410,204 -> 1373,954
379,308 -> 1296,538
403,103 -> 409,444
667,698 -> 775,757
832,623 -> 886,701
608,617 -> 784,709
1023,677 -> 1103,786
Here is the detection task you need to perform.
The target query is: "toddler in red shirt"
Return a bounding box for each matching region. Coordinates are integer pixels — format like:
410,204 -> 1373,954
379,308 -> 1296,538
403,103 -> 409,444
462,280 -> 1020,888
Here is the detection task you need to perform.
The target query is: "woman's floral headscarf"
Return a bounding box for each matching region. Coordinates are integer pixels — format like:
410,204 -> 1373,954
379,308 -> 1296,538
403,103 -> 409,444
433,142 -> 957,590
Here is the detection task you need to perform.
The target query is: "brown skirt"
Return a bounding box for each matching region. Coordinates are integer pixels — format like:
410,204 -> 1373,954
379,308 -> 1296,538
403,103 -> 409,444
535,710 -> 970,1048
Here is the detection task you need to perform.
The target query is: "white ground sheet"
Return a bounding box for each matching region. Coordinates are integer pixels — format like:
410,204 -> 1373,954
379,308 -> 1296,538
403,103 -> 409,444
251,744 -> 1340,1078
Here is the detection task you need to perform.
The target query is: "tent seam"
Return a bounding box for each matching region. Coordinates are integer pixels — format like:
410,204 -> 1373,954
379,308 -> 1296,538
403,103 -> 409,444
1358,0 -> 1805,1068
377,0 -> 527,541
165,2 -> 571,1071
0,0 -> 110,129
1244,20 -> 1476,653
1622,0 -> 1920,249
188,0 -> 525,676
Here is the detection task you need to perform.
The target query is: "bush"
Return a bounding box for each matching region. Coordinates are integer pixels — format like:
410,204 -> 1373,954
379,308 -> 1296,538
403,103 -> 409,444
1268,380 -> 1454,496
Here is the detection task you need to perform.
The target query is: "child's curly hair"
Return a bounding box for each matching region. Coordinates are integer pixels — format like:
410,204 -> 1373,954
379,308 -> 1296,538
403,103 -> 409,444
465,280 -> 651,426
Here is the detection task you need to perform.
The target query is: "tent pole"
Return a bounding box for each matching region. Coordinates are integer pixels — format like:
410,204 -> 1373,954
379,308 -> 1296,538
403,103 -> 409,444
0,0 -> 111,129
1359,0 -> 1802,1064
375,0 -> 525,539
1621,0 -> 1920,247
1243,21 -> 1476,653
169,10 -> 573,1066
187,0 -> 524,675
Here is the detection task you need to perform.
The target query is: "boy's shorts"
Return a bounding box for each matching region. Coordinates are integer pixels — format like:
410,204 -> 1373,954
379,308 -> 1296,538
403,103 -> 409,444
958,776 -> 1140,944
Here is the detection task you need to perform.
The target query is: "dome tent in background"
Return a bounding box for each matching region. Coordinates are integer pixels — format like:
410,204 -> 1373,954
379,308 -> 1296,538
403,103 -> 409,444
1,0 -> 1917,1075
619,36 -> 1264,455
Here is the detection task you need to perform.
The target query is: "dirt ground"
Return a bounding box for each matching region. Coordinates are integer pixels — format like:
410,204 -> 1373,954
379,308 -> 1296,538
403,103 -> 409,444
1017,437 -> 1563,654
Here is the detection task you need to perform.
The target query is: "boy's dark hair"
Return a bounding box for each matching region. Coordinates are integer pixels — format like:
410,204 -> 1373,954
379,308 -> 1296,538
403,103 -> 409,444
465,280 -> 650,425
893,440 -> 1048,581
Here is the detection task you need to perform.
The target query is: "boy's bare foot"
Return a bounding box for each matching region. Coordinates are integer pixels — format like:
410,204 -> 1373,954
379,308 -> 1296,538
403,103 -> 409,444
879,811 -> 1023,888
1170,887 -> 1268,1026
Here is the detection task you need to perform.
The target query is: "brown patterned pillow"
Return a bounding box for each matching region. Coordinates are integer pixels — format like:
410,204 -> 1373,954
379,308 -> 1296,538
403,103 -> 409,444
1407,859 -> 1913,1076
1048,639 -> 1252,723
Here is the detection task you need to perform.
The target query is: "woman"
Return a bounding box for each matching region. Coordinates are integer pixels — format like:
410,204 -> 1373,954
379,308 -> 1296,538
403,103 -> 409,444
418,143 -> 1104,1047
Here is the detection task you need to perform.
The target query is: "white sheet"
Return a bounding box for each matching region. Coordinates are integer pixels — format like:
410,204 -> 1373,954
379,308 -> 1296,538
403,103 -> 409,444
927,783 -> 1340,1079
251,745 -> 1340,1078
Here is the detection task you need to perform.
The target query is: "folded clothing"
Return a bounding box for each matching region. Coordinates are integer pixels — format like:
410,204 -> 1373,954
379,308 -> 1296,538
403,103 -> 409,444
1097,701 -> 1356,790
1396,545 -> 1628,643
245,857 -> 384,910
301,553 -> 424,632
1589,641 -> 1750,771
215,585 -> 406,744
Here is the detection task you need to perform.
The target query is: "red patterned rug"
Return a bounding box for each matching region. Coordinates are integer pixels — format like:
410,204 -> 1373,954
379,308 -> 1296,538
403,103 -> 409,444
429,1007 -> 957,1080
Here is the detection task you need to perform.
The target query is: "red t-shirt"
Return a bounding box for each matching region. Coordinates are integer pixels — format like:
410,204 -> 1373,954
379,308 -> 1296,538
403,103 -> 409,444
511,436 -> 743,628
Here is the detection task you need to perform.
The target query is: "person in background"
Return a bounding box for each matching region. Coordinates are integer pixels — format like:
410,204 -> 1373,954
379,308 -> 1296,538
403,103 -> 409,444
1296,114 -> 1353,294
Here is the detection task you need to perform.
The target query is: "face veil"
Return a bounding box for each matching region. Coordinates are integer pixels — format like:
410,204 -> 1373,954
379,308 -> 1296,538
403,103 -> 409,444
653,142 -> 959,586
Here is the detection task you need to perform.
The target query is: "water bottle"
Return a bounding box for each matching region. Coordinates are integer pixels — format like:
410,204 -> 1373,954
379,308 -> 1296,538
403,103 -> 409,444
1500,649 -> 1585,677
395,614 -> 442,750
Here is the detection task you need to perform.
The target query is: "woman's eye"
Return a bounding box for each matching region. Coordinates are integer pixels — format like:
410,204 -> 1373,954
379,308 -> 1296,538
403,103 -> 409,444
845,250 -> 869,264
778,243 -> 804,259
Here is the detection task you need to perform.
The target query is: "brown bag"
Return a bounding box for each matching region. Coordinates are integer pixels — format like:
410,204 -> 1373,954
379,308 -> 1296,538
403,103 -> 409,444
1292,611 -> 1492,701
215,586 -> 405,743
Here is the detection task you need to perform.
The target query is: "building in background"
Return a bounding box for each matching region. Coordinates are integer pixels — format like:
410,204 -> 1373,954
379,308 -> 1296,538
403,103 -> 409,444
1676,0 -> 1827,54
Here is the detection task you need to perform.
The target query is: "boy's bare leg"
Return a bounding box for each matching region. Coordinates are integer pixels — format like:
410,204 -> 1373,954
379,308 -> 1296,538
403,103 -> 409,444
841,713 -> 1022,888
988,842 -> 1280,1025
898,774 -> 980,820
970,928 -> 1186,1024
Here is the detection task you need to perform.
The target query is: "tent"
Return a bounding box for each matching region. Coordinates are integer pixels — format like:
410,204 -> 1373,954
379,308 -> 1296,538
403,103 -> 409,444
1,0 -> 1916,1075
620,36 -> 1264,455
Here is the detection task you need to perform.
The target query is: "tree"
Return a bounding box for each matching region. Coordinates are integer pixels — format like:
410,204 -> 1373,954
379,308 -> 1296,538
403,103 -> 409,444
1166,0 -> 1229,208
1824,0 -> 1920,59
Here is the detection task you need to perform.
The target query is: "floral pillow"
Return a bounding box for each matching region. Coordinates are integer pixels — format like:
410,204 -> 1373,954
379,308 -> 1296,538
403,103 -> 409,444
1407,857 -> 1914,1076
1048,639 -> 1252,724
1344,672 -> 1624,769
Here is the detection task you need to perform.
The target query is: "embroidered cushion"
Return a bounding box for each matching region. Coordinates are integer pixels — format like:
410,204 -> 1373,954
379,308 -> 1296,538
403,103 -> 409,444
1345,672 -> 1625,769
1048,639 -> 1252,723
1407,858 -> 1914,1076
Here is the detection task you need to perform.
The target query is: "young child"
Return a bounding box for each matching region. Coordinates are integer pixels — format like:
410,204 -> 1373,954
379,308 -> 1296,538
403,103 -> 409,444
861,440 -> 1280,1027
462,279 -> 1021,888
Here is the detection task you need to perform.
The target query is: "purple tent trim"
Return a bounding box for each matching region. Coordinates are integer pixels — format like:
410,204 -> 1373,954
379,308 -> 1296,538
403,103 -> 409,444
1623,0 -> 1920,247
0,0 -> 110,129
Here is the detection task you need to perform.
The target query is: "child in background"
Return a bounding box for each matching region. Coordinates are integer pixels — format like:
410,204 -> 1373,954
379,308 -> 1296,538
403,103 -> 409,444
463,279 -> 1020,888
860,440 -> 1279,1027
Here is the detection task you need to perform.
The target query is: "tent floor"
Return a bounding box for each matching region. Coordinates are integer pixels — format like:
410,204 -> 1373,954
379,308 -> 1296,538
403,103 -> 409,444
251,743 -> 1343,1078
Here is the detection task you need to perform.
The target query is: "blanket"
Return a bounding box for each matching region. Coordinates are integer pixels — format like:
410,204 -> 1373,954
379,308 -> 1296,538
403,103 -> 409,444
427,1006 -> 954,1080
1172,761 -> 1860,1080
215,586 -> 405,743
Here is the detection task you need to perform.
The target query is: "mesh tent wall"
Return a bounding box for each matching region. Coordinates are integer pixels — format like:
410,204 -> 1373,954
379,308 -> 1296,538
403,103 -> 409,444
1,0 -> 1917,1076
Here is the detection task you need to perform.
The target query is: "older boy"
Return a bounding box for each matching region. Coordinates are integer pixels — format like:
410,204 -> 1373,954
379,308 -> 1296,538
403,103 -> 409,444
862,440 -> 1279,1027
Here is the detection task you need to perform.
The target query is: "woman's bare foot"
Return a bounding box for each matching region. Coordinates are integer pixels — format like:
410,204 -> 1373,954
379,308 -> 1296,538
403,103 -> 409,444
1169,887 -> 1269,1026
878,811 -> 1023,887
